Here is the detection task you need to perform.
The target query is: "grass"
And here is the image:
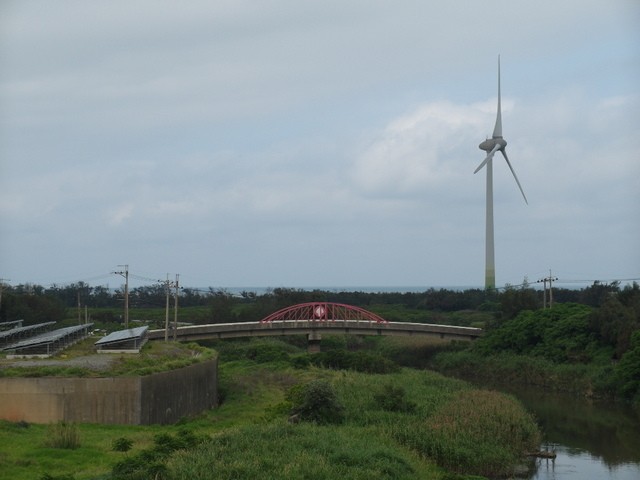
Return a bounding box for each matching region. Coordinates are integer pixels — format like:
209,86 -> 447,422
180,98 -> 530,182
0,341 -> 216,378
0,337 -> 542,479
427,349 -> 616,397
43,422 -> 81,450
169,422 -> 439,480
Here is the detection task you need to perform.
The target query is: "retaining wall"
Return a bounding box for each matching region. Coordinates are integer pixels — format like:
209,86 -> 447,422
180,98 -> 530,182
0,359 -> 217,425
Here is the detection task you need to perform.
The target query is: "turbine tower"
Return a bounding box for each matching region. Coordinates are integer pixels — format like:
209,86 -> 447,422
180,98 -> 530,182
474,56 -> 527,290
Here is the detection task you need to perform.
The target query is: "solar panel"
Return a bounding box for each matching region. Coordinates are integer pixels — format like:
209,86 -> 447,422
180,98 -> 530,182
94,326 -> 149,346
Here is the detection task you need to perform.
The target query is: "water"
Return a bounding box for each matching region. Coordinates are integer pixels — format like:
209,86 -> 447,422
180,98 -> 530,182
474,382 -> 640,480
531,446 -> 640,480
220,286 -> 480,295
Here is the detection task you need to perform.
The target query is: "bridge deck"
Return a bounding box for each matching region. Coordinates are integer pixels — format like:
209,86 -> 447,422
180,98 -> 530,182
149,320 -> 482,342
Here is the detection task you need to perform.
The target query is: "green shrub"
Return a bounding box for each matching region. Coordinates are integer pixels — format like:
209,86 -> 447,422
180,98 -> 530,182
43,422 -> 80,450
373,384 -> 417,413
290,379 -> 344,425
112,437 -> 133,454
110,430 -> 208,479
616,335 -> 640,399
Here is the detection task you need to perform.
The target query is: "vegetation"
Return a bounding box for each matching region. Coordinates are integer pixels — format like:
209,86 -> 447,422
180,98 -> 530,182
1,280 -> 638,477
43,422 -> 81,450
425,286 -> 640,404
0,339 -> 543,480
0,341 -> 216,378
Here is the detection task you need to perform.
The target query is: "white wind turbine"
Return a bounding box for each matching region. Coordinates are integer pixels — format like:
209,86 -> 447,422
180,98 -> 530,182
474,56 -> 528,290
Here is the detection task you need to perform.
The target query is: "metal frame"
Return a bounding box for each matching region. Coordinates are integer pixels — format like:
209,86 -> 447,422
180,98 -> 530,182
260,302 -> 389,324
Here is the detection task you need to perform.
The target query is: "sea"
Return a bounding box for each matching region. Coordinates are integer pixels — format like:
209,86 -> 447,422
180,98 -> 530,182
218,286 -> 481,295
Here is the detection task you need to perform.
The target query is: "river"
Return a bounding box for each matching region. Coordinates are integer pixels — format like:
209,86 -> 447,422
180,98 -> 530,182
475,382 -> 640,480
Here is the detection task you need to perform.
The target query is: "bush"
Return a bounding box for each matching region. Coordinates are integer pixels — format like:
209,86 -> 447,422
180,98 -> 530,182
112,437 -> 133,454
290,379 -> 344,425
110,430 -> 208,478
616,332 -> 640,399
374,384 -> 417,413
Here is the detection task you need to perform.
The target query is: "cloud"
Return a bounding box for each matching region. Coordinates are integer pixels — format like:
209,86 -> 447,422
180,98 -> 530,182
351,100 -> 505,196
106,204 -> 134,227
0,1 -> 638,287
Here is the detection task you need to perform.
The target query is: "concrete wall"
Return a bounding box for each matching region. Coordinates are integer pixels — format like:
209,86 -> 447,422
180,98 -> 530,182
141,360 -> 217,425
0,359 -> 217,425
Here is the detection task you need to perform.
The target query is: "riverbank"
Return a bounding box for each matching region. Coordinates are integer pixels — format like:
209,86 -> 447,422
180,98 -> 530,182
427,350 -> 614,397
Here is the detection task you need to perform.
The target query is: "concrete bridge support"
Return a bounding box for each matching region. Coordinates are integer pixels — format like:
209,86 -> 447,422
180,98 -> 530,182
307,333 -> 322,353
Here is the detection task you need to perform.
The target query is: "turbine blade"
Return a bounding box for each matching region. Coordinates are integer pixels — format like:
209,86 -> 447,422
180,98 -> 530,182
501,149 -> 528,204
492,55 -> 502,138
474,144 -> 499,174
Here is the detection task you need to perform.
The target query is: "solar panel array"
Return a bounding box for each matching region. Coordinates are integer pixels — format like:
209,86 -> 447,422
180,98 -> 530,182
0,322 -> 57,348
4,323 -> 94,356
0,319 -> 24,330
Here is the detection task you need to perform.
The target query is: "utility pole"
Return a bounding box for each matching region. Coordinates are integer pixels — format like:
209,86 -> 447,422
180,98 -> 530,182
160,274 -> 175,342
112,265 -> 129,329
77,291 -> 82,325
158,274 -> 181,342
537,270 -> 558,308
173,274 -> 180,341
0,278 -> 10,310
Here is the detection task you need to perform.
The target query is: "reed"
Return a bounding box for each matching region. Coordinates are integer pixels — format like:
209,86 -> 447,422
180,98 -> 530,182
169,422 -> 438,480
43,422 -> 81,450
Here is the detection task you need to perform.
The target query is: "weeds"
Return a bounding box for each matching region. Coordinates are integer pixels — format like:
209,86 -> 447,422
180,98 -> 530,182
43,422 -> 81,450
373,383 -> 417,413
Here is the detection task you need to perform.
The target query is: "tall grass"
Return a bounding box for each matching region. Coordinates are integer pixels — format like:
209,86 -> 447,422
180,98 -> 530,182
43,422 -> 81,450
333,370 -> 540,477
169,422 -> 438,480
169,367 -> 540,479
392,389 -> 541,477
429,350 -> 615,396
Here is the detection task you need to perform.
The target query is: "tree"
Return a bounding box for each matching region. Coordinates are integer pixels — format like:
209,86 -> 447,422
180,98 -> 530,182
208,290 -> 237,323
499,284 -> 539,321
590,282 -> 640,358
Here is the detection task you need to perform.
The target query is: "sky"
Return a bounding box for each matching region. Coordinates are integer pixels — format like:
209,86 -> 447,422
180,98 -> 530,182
1,0 -> 639,291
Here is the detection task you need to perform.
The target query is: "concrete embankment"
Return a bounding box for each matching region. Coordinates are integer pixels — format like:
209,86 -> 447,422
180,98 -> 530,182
0,359 -> 217,425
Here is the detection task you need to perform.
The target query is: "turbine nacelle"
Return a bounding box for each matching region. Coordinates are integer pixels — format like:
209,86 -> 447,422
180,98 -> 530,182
479,137 -> 506,154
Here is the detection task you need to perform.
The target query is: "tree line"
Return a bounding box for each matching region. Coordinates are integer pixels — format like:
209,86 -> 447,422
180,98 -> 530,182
1,280 -> 634,326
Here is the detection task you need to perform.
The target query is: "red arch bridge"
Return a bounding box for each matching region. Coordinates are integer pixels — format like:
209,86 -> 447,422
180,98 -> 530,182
148,302 -> 482,349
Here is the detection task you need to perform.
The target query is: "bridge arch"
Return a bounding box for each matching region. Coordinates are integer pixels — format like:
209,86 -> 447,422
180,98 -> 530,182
260,302 -> 388,324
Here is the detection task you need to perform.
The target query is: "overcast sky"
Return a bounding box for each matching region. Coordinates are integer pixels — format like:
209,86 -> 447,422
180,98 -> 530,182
1,1 -> 639,291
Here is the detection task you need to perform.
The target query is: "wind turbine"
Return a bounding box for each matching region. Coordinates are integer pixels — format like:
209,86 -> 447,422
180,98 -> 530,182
474,56 -> 527,290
